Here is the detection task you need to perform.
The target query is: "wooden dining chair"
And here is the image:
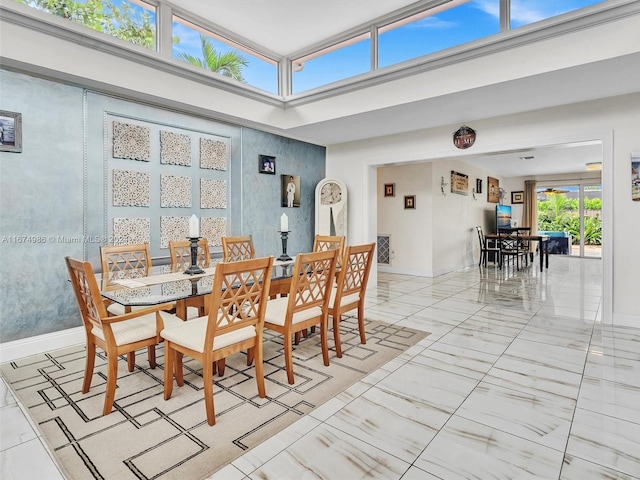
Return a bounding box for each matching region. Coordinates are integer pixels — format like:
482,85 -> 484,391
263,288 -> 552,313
264,249 -> 338,385
168,238 -> 211,272
221,235 -> 255,262
161,256 -> 274,426
169,238 -> 211,318
313,234 -> 345,267
65,256 -> 180,415
475,226 -> 500,267
328,243 -> 375,358
100,243 -> 152,316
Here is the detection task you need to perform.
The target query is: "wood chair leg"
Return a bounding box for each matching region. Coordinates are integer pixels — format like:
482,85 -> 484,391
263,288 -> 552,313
147,345 -> 156,369
358,305 -> 367,345
175,352 -> 184,387
217,359 -> 226,376
103,351 -> 119,415
163,343 -> 174,400
320,320 -> 330,367
127,351 -> 135,372
254,342 -> 266,398
83,342 -> 96,393
294,331 -> 301,345
246,347 -> 255,366
202,359 -> 216,426
333,313 -> 343,358
284,332 -> 295,385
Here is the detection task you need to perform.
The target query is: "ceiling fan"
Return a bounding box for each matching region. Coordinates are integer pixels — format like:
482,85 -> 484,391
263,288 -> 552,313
542,187 -> 570,194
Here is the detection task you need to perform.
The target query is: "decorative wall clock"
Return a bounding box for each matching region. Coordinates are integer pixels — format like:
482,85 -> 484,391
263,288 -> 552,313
315,178 -> 347,238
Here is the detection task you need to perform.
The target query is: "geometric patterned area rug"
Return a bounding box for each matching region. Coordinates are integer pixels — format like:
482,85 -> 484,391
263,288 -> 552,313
1,317 -> 428,480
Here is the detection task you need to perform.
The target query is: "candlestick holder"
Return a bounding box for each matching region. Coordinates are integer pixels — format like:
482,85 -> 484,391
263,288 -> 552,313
184,237 -> 205,275
277,230 -> 292,262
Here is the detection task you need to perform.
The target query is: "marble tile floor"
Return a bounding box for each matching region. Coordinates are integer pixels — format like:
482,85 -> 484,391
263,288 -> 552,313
2,256 -> 639,479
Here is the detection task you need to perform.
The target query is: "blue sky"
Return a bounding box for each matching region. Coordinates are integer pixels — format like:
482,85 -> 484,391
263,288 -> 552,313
36,0 -> 604,95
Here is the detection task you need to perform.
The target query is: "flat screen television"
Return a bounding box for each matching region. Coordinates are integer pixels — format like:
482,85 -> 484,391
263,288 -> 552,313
496,204 -> 512,230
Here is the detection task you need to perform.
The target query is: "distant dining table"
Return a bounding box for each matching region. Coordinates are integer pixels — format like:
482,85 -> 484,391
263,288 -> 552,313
100,258 -> 296,320
485,232 -> 550,272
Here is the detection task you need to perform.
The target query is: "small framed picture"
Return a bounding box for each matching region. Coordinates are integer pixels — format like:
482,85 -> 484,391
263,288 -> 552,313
404,195 -> 416,209
476,178 -> 482,194
0,111 -> 22,153
259,154 -> 276,174
511,191 -> 524,204
384,183 -> 395,197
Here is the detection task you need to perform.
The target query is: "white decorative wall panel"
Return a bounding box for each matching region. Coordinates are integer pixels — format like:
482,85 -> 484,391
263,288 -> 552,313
113,121 -> 151,161
112,169 -> 151,206
112,218 -> 151,246
160,174 -> 192,208
160,216 -> 189,249
200,179 -> 227,209
201,217 -> 227,247
200,138 -> 228,170
160,131 -> 191,166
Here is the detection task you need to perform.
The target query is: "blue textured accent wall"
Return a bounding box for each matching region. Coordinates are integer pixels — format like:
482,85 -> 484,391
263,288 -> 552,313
240,128 -> 325,257
0,69 -> 326,343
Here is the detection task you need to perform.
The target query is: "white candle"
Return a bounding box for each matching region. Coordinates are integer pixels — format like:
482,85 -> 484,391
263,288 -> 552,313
189,214 -> 199,237
280,213 -> 288,232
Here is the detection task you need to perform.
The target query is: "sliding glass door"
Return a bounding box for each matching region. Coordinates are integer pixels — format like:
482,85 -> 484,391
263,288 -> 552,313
537,184 -> 602,258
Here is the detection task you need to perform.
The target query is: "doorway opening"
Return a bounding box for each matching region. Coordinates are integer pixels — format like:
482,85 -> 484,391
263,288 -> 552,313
536,182 -> 602,258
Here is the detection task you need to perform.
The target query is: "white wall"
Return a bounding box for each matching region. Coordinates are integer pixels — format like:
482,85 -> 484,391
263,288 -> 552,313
377,164 -> 434,276
327,93 -> 640,327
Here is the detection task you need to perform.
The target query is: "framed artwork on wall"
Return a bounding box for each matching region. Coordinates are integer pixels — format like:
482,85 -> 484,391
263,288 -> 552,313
632,154 -> 640,201
404,195 -> 416,209
0,111 -> 22,153
511,191 -> 524,204
384,183 -> 395,197
487,176 -> 500,203
281,174 -> 300,207
450,170 -> 469,195
476,178 -> 482,194
259,154 -> 275,174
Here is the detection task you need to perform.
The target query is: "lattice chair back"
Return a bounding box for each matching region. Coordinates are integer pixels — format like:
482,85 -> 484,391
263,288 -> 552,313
100,243 -> 151,285
203,256 -> 274,351
222,235 -> 255,262
169,238 -> 211,272
289,249 -> 338,315
312,235 -> 345,268
338,243 -> 375,299
66,256 -> 109,332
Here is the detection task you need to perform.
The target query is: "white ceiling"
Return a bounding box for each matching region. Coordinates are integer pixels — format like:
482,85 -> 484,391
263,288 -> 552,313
167,1 -> 635,178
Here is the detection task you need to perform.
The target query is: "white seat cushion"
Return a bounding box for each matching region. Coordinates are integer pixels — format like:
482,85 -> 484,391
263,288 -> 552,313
92,311 -> 182,346
329,289 -> 360,309
161,315 -> 256,354
264,297 -> 323,327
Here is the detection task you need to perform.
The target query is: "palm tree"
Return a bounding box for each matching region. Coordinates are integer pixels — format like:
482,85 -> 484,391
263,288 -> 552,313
177,35 -> 248,82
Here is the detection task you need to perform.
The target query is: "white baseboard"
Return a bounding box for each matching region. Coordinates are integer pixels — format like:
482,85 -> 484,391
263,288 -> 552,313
612,312 -> 640,328
0,327 -> 84,363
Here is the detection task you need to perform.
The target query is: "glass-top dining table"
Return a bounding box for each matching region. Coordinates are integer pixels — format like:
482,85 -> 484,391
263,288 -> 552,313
100,258 -> 296,320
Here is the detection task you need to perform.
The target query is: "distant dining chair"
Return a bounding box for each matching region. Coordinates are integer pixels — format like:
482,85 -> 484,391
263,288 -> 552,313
168,238 -> 211,319
263,249 -> 338,384
161,256 -> 274,426
65,256 -> 180,415
499,230 -> 529,270
100,243 -> 152,316
313,234 -> 345,268
475,226 -> 500,267
222,235 -> 255,262
168,238 -> 211,272
329,243 -> 375,358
